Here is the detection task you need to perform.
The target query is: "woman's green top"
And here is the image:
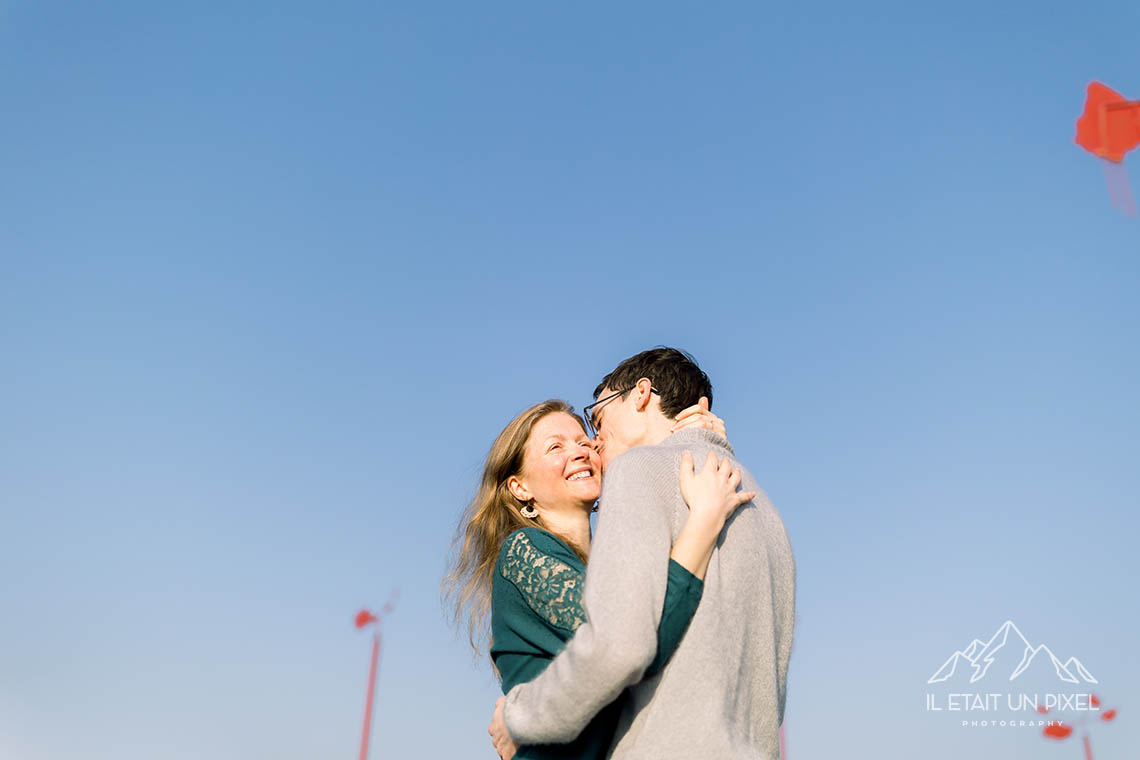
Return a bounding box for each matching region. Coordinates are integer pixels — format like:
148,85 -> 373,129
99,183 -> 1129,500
490,527 -> 703,760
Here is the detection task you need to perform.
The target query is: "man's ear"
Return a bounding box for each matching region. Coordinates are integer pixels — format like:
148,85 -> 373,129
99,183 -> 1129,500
507,475 -> 531,503
633,377 -> 654,412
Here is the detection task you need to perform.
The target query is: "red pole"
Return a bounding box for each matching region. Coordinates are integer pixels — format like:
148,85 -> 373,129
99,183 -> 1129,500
1082,732 -> 1093,760
358,632 -> 381,760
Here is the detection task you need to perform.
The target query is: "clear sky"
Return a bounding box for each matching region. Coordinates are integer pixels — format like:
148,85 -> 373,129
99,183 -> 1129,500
2,2 -> 1138,758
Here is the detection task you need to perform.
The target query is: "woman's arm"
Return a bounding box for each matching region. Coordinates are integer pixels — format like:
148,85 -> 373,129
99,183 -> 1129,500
669,450 -> 754,580
647,452 -> 753,675
645,557 -> 704,676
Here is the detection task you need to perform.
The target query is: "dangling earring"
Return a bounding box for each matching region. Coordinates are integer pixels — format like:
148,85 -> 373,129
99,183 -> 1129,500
520,502 -> 538,519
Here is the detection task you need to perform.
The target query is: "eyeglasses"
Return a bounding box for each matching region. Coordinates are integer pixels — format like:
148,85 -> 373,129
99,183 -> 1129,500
582,386 -> 659,439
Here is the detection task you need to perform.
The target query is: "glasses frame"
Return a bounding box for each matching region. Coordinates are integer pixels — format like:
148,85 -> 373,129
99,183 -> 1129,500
582,386 -> 659,439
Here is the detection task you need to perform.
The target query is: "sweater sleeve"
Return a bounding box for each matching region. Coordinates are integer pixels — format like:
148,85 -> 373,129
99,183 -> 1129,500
503,450 -> 675,744
646,559 -> 703,677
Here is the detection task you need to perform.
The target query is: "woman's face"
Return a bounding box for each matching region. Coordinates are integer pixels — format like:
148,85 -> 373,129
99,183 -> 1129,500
510,412 -> 602,512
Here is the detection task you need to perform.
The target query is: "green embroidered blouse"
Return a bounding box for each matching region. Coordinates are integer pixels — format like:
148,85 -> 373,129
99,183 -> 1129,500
490,527 -> 703,760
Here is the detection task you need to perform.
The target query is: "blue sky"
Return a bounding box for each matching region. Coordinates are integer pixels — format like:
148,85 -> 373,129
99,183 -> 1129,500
2,2 -> 1138,758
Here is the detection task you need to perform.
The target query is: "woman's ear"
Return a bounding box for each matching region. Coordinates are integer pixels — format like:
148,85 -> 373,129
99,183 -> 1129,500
507,475 -> 531,503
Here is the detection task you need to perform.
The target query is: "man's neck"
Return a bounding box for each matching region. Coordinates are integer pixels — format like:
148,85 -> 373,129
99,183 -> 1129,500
642,414 -> 678,447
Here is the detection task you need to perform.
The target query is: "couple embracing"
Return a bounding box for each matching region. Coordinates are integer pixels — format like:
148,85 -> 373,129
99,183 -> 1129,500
445,348 -> 795,759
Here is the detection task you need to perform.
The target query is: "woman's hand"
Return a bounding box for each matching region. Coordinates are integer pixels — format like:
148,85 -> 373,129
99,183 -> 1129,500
671,396 -> 727,438
489,696 -> 518,760
669,450 -> 756,580
679,450 -> 755,531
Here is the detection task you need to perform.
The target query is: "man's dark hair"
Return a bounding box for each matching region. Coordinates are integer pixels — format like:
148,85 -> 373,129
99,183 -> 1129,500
593,347 -> 713,419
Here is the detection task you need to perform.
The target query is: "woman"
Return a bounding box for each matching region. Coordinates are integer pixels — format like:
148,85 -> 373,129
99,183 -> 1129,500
444,399 -> 750,759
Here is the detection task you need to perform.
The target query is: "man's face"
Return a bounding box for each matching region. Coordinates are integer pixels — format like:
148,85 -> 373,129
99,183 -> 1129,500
590,386 -> 641,469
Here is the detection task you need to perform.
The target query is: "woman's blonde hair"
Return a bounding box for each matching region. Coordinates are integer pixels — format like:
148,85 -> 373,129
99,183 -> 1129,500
443,399 -> 591,658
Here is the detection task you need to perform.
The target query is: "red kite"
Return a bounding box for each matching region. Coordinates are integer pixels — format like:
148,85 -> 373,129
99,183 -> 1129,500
1076,82 -> 1140,215
353,592 -> 398,760
1076,82 -> 1140,163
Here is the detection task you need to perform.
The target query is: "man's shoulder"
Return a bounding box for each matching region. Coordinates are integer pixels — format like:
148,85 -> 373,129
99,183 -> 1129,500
600,438 -> 697,507
604,442 -> 677,484
608,430 -> 734,475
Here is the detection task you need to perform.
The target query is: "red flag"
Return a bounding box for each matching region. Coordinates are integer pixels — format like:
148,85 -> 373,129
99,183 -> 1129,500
1101,709 -> 1117,721
1044,723 -> 1074,740
355,609 -> 378,629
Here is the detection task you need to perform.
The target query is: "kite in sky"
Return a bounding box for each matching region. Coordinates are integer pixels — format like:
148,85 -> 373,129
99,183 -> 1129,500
355,590 -> 399,760
1075,81 -> 1140,215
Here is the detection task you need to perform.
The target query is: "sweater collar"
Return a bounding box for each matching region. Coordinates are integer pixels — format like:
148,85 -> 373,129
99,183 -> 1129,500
661,427 -> 735,455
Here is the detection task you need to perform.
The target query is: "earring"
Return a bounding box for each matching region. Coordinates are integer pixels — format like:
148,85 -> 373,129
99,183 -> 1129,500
520,503 -> 538,519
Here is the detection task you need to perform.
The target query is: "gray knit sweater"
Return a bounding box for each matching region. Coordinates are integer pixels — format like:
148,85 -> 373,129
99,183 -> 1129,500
503,428 -> 795,760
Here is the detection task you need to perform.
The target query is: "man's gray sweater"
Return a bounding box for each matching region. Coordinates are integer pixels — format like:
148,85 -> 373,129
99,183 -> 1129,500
503,428 -> 796,760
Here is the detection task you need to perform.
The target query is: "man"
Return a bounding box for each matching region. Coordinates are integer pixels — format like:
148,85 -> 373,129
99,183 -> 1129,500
489,347 -> 796,759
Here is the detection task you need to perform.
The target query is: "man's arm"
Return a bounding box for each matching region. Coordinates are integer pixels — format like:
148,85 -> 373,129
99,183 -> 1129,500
502,450 -> 674,744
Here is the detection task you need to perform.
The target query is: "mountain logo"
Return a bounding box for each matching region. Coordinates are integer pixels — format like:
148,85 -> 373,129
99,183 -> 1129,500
927,620 -> 1098,685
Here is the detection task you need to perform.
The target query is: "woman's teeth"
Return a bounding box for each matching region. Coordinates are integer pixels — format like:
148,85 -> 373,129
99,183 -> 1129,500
567,472 -> 591,481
